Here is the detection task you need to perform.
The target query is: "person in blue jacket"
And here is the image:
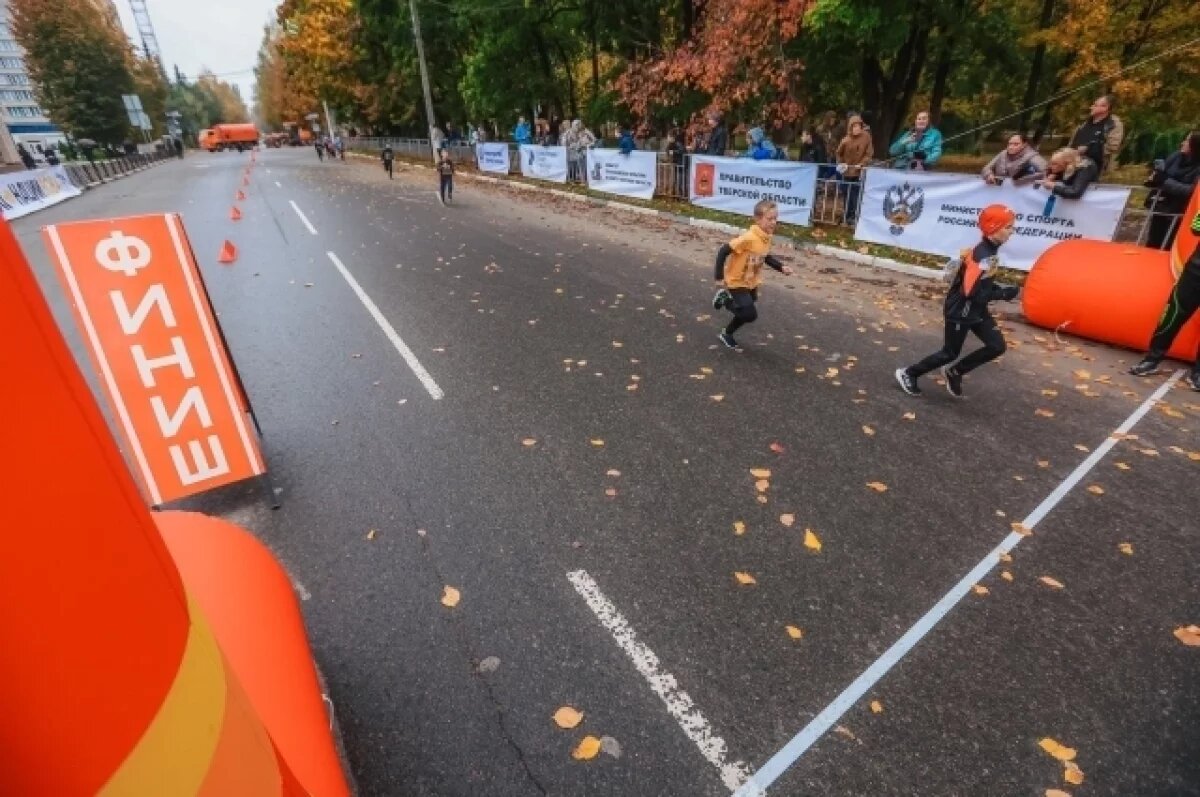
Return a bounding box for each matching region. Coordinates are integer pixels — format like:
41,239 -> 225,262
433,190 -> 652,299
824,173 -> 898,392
743,126 -> 780,160
513,116 -> 532,146
618,126 -> 636,155
889,110 -> 943,170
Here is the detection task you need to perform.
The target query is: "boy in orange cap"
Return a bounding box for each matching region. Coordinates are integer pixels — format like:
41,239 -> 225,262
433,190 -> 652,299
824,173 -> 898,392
895,204 -> 1021,398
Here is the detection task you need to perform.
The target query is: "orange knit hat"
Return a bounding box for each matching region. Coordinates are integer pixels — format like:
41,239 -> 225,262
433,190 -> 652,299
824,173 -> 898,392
979,204 -> 1016,236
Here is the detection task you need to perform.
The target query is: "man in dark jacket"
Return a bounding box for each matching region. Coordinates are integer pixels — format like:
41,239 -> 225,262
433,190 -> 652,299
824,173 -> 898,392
1144,132 -> 1200,249
1070,95 -> 1124,173
895,205 -> 1021,398
705,112 -> 728,156
1129,210 -> 1200,391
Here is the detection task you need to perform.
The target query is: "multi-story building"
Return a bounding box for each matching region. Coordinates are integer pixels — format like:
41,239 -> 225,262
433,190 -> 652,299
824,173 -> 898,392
0,0 -> 123,164
0,0 -> 62,164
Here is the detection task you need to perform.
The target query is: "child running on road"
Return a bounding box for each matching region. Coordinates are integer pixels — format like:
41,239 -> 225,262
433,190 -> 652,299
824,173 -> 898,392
382,144 -> 394,179
1128,209 -> 1200,390
895,204 -> 1021,398
711,199 -> 794,349
436,149 -> 455,205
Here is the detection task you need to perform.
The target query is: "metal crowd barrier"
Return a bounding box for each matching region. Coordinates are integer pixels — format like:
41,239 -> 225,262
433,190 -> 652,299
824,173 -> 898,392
344,137 -> 1183,249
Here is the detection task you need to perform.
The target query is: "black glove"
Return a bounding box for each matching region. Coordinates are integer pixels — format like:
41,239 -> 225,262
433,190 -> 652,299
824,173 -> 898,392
1147,170 -> 1167,188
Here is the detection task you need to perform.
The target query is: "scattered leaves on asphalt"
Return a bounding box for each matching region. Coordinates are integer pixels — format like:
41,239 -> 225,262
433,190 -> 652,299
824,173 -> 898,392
366,529 -> 377,541
733,520 -> 746,536
522,438 -> 538,447
1035,408 -> 1055,418
755,479 -> 771,493
972,584 -> 989,596
572,736 -> 602,760
869,700 -> 883,714
554,707 -> 584,729
1086,485 -> 1105,495
606,469 -> 621,477
786,625 -> 804,640
1173,625 -> 1200,646
1012,522 -> 1033,536
710,394 -> 725,402
804,529 -> 822,552
734,571 -> 757,586
780,513 -> 795,527
770,442 -> 786,454
902,411 -> 917,421
441,586 -> 461,608
1039,738 -> 1077,762
1064,762 -> 1085,785
1001,571 -> 1014,581
590,439 -> 605,447
750,468 -> 772,479
1119,542 -> 1134,555
1039,576 -> 1065,590
862,425 -> 876,436
866,481 -> 889,493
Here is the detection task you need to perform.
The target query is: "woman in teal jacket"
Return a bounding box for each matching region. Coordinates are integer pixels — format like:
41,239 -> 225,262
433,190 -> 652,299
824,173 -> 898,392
889,111 -> 943,170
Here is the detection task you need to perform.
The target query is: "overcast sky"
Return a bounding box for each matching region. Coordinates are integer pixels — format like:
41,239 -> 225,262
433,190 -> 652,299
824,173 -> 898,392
112,0 -> 278,107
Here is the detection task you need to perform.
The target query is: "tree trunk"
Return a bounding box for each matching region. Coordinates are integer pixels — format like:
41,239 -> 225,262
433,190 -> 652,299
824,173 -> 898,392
590,17 -> 600,105
1018,0 -> 1056,133
556,43 -> 578,118
870,21 -> 931,153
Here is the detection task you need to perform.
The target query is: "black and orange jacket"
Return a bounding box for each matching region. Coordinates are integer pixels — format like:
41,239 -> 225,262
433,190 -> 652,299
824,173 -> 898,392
942,238 -> 1020,323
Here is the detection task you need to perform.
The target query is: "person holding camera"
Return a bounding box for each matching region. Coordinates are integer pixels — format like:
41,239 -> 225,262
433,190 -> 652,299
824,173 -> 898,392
889,110 -> 943,171
1144,132 -> 1200,250
1034,148 -> 1098,199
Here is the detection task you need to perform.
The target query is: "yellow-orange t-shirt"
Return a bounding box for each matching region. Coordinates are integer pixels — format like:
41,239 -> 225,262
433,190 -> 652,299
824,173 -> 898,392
723,224 -> 773,290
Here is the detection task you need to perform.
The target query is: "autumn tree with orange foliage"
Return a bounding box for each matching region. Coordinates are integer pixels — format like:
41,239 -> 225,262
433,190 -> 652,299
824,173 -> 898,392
615,0 -> 810,134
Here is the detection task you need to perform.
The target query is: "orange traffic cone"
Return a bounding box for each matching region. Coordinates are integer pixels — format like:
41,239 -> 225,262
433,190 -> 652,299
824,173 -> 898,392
230,206 -> 242,221
236,189 -> 246,201
218,240 -> 238,264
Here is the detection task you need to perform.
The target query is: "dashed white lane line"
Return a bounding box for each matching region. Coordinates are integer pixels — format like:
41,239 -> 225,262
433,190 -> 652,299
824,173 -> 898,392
289,200 -> 319,235
733,370 -> 1185,796
325,251 -> 444,400
567,569 -> 751,792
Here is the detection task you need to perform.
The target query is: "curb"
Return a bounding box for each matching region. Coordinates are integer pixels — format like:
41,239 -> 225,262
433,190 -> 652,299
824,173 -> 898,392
351,152 -> 942,283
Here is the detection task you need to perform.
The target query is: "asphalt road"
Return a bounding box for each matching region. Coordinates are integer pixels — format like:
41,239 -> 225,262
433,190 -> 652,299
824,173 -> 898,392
13,148 -> 1200,797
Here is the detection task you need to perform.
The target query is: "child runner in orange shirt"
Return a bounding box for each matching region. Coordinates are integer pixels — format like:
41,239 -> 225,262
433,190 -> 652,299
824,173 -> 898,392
712,199 -> 794,348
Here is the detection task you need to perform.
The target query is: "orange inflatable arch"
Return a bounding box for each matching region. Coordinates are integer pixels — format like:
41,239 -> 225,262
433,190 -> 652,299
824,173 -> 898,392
1023,187 -> 1200,362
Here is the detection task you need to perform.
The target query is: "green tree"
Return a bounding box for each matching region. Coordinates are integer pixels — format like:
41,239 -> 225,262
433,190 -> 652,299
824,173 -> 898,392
9,0 -> 134,144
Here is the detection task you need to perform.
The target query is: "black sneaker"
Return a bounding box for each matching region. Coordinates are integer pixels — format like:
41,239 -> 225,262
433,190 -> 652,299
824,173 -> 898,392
718,331 -> 740,349
895,368 -> 921,396
1186,369 -> 1200,391
1128,357 -> 1161,377
942,366 -> 964,398
712,288 -> 732,311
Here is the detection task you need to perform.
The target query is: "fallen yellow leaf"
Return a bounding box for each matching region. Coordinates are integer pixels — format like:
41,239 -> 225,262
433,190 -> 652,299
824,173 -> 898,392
1000,553 -> 1014,563
700,366 -> 713,375
1001,571 -> 1014,582
902,411 -> 916,421
1173,625 -> 1200,646
769,442 -> 785,454
522,438 -> 538,447
1037,460 -> 1050,468
604,487 -> 618,497
733,520 -> 746,536
972,584 -> 989,596
1035,408 -> 1055,418
755,479 -> 770,492
606,469 -> 621,477
611,341 -> 623,348
572,735 -> 602,760
1039,738 -> 1077,762
1041,389 -> 1059,397
869,700 -> 883,714
750,468 -> 772,479
1073,369 -> 1092,380
1118,542 -> 1134,555
1039,576 -> 1065,590
590,439 -> 605,447
1012,522 -> 1033,536
553,706 -> 584,729
734,571 -> 757,586
1046,790 -> 1071,797
780,513 -> 795,527
1115,462 -> 1131,470
441,586 -> 461,608
785,625 -> 804,640
866,481 -> 889,493
1087,485 -> 1105,495
862,425 -> 876,436
755,495 -> 768,504
710,394 -> 725,402
1063,762 -> 1085,785
803,529 -> 822,552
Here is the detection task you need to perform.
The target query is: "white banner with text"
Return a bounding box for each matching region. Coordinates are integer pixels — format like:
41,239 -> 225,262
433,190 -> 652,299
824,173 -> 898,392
586,148 -> 657,200
853,168 -> 1131,270
475,143 -> 511,174
689,155 -> 818,226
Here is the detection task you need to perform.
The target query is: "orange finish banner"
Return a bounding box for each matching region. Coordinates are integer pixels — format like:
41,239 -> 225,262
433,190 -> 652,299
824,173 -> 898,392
43,213 -> 265,504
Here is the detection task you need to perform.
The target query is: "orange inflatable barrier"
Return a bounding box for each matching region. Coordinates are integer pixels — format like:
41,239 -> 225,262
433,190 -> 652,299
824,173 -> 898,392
0,216 -> 349,797
1023,239 -> 1200,361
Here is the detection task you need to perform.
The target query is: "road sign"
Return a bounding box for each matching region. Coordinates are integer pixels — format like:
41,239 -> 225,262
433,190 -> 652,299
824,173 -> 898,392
42,214 -> 266,504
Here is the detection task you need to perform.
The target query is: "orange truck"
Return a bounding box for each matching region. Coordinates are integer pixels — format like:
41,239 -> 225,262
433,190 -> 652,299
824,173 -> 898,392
200,123 -> 261,152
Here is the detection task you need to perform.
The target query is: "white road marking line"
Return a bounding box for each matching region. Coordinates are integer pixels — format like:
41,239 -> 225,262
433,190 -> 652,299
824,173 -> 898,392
567,569 -> 752,792
733,370 -> 1185,797
325,252 -> 444,400
289,200 -> 319,235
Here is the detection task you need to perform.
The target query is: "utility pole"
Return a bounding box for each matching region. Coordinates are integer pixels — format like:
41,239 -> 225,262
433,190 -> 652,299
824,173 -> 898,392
408,0 -> 437,163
